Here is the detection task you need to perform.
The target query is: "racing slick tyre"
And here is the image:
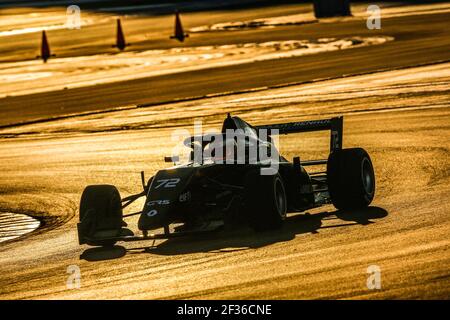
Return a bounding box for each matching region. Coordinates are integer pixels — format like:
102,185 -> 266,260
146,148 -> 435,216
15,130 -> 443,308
244,170 -> 287,232
327,148 -> 375,210
78,185 -> 123,247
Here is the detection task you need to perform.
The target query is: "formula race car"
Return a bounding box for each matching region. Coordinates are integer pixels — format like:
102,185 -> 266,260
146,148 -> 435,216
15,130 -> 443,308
77,114 -> 375,247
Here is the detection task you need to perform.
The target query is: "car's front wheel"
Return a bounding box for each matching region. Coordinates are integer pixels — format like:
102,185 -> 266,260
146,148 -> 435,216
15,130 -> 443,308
78,185 -> 123,247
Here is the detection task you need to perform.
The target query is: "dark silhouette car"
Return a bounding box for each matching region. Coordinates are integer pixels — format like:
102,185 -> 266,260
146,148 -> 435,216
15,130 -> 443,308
77,114 -> 375,247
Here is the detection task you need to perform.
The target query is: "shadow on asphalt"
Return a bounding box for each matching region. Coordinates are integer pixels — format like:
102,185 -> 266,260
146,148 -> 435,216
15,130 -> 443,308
80,206 -> 388,261
80,245 -> 126,261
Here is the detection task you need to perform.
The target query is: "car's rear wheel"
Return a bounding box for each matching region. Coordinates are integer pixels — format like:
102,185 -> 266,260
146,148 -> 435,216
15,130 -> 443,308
78,185 -> 123,247
244,170 -> 287,232
327,148 -> 375,210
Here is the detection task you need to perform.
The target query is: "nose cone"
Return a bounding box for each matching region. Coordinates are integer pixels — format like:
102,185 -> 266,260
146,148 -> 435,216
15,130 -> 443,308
138,204 -> 168,231
138,167 -> 197,231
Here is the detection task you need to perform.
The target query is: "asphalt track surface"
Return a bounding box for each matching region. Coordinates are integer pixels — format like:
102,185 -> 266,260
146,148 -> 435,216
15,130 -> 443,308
0,3 -> 449,299
0,5 -> 449,126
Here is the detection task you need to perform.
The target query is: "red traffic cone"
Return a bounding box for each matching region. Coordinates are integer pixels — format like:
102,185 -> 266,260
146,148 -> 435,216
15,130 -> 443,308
37,30 -> 55,63
114,18 -> 130,50
170,10 -> 189,42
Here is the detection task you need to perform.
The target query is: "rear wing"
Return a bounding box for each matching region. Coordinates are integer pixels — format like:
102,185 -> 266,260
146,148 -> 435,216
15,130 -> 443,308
254,116 -> 343,153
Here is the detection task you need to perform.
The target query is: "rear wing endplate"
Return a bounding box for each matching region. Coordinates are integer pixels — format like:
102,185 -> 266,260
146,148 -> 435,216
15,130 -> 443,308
254,116 -> 343,152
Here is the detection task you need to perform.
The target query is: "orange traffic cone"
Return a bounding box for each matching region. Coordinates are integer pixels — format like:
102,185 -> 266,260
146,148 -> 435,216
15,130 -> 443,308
170,10 -> 189,42
113,18 -> 130,50
37,30 -> 55,63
